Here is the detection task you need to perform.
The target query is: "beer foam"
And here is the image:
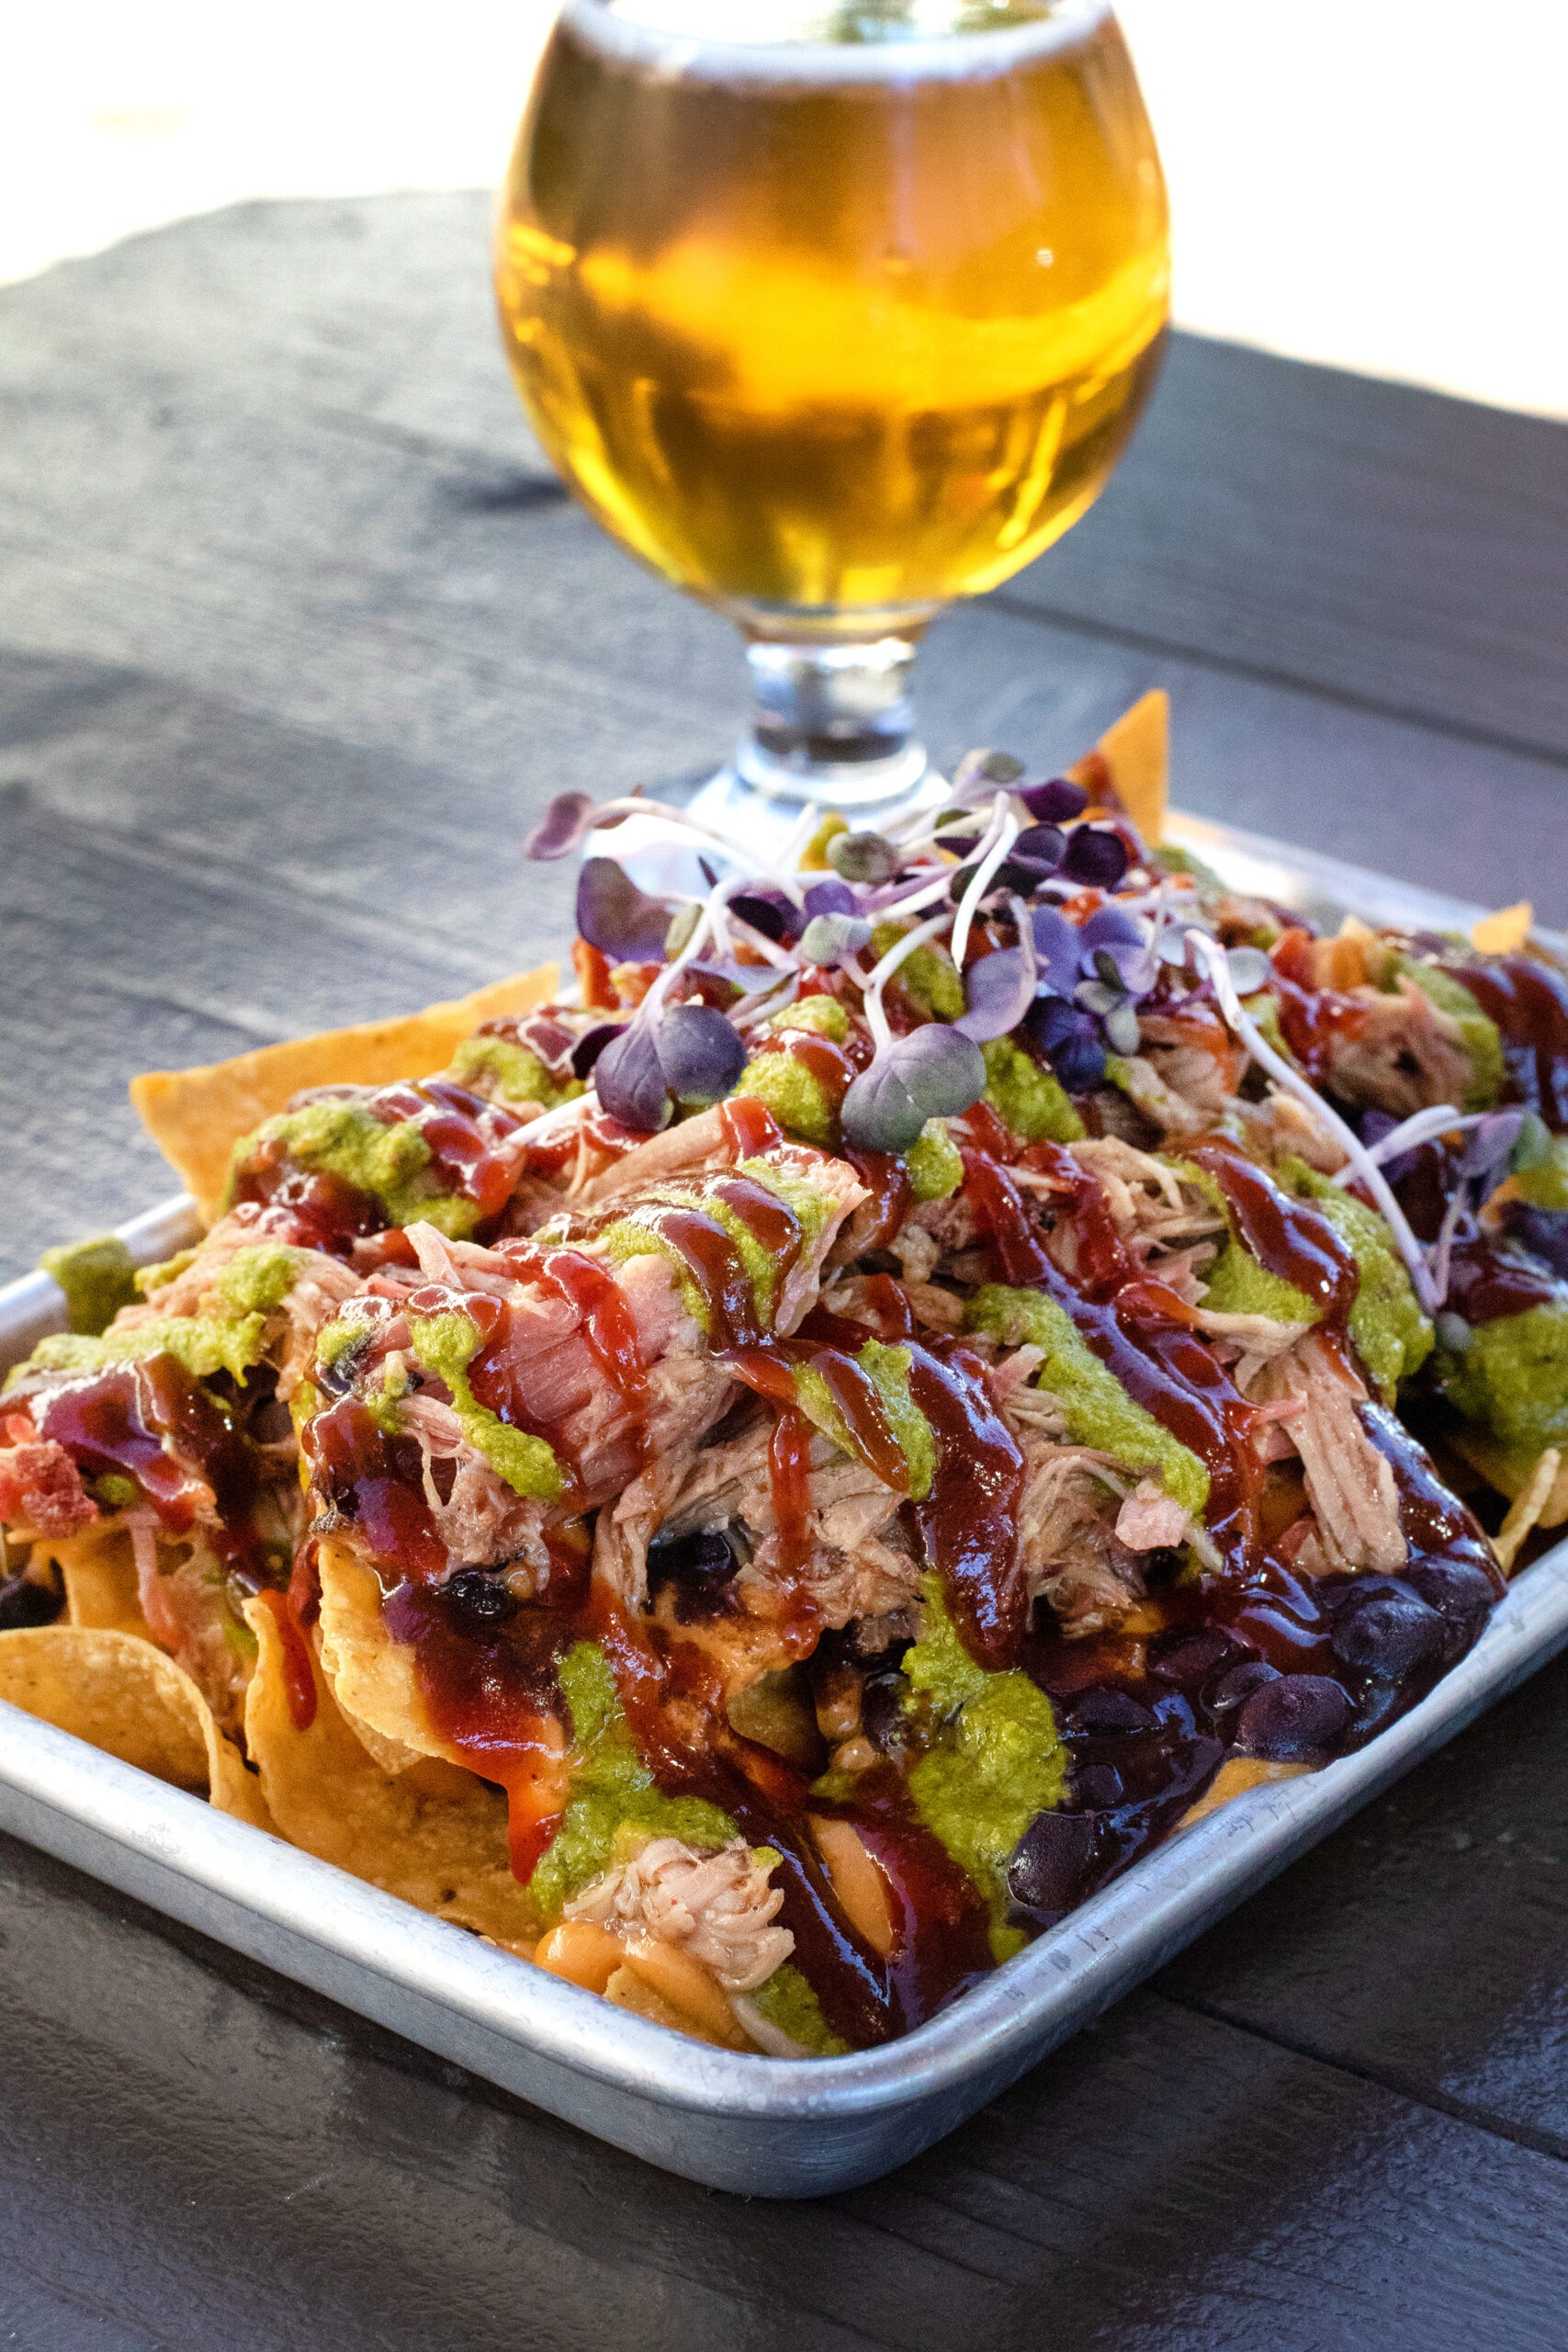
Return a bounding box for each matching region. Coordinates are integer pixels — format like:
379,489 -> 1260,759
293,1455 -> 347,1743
565,0 -> 1111,87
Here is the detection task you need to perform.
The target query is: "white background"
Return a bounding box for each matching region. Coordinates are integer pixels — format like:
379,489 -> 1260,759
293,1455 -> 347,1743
3,0 -> 1563,418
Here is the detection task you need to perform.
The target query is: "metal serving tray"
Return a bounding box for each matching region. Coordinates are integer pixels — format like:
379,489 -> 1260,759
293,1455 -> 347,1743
3,820 -> 1566,2199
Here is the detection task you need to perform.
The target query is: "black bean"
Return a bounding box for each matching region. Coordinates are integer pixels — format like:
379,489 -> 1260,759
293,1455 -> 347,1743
1075,1763 -> 1124,1811
1210,1659 -> 1280,1712
861,1670 -> 910,1756
1066,1686 -> 1156,1736
444,1569 -> 517,1625
1235,1673 -> 1352,1758
646,1529 -> 737,1590
1330,1586 -> 1445,1679
1008,1810 -> 1101,1917
0,1572 -> 62,1631
1402,1561 -> 1500,1623
1150,1630 -> 1246,1686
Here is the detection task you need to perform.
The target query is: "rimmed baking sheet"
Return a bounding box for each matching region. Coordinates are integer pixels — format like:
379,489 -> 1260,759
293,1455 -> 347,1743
3,819 -> 1563,2196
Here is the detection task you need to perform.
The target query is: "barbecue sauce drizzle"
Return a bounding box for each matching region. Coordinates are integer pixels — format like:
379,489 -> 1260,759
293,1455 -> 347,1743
223,972 -> 1552,2041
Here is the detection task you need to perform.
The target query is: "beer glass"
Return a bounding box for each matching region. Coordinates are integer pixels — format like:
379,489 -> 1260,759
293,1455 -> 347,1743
496,0 -> 1168,814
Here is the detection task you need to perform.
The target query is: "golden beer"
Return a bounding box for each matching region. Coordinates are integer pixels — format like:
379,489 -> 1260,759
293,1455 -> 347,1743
497,0 -> 1169,637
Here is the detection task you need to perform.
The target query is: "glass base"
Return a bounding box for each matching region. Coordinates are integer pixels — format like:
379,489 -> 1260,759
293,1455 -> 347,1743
686,759 -> 949,856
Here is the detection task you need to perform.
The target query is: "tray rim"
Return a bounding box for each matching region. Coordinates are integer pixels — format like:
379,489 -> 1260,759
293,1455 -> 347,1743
5,811 -> 1566,2188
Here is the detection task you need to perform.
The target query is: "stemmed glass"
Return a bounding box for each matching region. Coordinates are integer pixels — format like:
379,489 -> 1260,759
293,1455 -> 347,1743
495,0 -> 1168,831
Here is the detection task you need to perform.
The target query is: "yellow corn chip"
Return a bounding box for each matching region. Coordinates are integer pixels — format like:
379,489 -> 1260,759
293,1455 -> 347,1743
1449,1429 -> 1568,1530
1471,902 -> 1533,956
38,1524 -> 152,1641
242,1592 -> 540,1948
0,1624 -> 272,1828
1068,689 -> 1168,846
130,963 -> 558,1215
1178,1756 -> 1312,1829
1492,1447 -> 1563,1575
315,1540 -> 457,1768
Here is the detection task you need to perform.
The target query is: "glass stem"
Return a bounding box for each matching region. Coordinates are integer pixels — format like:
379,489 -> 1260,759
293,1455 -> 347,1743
733,635 -> 931,808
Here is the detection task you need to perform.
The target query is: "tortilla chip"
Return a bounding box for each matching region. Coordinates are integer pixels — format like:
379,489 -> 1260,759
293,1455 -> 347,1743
242,1592 -> 539,1947
1179,1756 -> 1311,1829
1068,689 -> 1168,846
39,1524 -> 152,1640
315,1540 -> 458,1769
1450,1428 -> 1568,1530
1471,901 -> 1533,956
130,963 -> 558,1214
0,1624 -> 272,1828
1493,1447 -> 1563,1575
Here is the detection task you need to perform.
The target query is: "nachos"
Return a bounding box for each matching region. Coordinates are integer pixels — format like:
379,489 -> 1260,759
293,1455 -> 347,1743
5,693 -> 1565,2056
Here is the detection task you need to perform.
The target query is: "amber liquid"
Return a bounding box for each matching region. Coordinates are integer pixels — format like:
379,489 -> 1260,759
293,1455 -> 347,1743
496,0 -> 1169,632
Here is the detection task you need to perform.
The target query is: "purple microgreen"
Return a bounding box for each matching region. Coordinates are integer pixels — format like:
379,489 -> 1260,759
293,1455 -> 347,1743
828,831 -> 899,886
840,1026 -> 987,1153
1075,978 -> 1122,1017
1024,996 -> 1108,1092
1461,1110 -> 1525,1177
685,959 -> 751,996
732,968 -> 800,1029
1103,1001 -> 1142,1056
698,855 -> 721,889
1020,776 -> 1089,824
1087,939 -> 1157,998
1224,944 -> 1273,996
1030,904 -> 1082,995
1011,823 -> 1066,871
1059,826 -> 1131,889
730,888 -> 802,944
1346,1103 -> 1522,1186
570,1022 -> 623,1080
800,910 -> 873,966
524,790 -> 597,862
1079,903 -> 1146,954
576,858 -> 676,964
950,804 -> 1019,971
939,834 -> 979,863
592,1021 -> 673,1132
654,1003 -> 748,1107
951,749 -> 1025,799
955,946 -> 1035,1043
803,878 -> 857,921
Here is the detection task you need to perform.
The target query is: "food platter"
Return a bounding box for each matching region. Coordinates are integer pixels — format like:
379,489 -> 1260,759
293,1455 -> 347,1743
4,809 -> 1565,2199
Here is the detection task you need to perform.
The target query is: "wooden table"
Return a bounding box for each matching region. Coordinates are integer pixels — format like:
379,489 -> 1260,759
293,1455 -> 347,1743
3,193 -> 1567,2351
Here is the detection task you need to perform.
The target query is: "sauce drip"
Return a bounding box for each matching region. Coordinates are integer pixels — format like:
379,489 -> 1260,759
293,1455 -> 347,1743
905,1346 -> 1028,1668
1453,957 -> 1568,1130
1187,1138 -> 1359,1328
36,1356 -> 272,1585
384,1580 -> 572,1881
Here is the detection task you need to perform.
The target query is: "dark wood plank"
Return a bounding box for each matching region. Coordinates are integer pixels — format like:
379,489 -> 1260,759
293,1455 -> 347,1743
1005,330 -> 1568,763
5,190 -> 1568,2345
1155,1642 -> 1568,2159
4,1829 -> 1567,2352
